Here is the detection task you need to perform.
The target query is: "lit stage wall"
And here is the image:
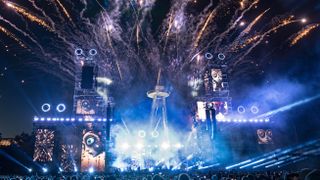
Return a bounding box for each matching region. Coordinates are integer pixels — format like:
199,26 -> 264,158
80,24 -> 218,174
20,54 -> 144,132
59,128 -> 81,172
81,123 -> 106,172
33,129 -> 55,162
196,101 -> 228,120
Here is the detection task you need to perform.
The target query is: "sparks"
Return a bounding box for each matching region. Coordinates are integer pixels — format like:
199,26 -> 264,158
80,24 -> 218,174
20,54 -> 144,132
194,10 -> 216,48
54,0 -> 73,22
290,23 -> 319,46
0,25 -> 26,48
5,1 -> 53,31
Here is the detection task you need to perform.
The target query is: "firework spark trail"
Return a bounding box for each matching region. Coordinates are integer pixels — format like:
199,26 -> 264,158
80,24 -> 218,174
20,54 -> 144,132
237,8 -> 270,39
136,23 -> 140,51
226,8 -> 269,52
0,15 -> 47,53
234,17 -> 298,65
193,9 -> 216,48
5,1 -> 53,31
214,0 -> 260,52
54,0 -> 73,23
0,25 -> 26,48
162,12 -> 174,51
27,0 -> 56,29
100,14 -> 124,80
290,23 -> 320,46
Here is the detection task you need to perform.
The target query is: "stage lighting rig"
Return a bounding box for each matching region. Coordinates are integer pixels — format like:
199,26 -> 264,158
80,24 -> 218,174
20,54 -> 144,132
56,103 -> 66,112
41,103 -> 51,112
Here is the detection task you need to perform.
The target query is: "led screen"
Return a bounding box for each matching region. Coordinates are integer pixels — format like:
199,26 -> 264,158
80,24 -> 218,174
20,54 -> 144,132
81,123 -> 106,172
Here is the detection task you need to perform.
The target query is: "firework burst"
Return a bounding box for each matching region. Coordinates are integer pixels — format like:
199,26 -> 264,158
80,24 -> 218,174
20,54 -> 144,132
0,0 -> 317,89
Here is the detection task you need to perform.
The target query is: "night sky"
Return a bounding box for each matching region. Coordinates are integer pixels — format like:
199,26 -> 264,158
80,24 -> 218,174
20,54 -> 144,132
0,0 -> 320,139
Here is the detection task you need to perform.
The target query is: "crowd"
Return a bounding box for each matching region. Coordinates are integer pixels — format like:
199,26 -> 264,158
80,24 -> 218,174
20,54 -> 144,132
0,169 -> 319,180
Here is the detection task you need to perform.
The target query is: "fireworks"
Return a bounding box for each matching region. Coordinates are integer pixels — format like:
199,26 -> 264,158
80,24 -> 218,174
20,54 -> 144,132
193,9 -> 216,48
290,23 -> 319,46
5,1 -> 53,31
0,0 -> 316,86
54,0 -> 73,22
0,25 -> 26,48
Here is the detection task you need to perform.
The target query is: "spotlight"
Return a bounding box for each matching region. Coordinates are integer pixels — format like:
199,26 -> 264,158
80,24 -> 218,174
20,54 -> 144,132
138,130 -> 146,138
56,103 -> 66,112
28,168 -> 32,173
59,167 -> 63,172
136,142 -> 144,150
74,167 -> 78,172
175,143 -> 183,149
237,106 -> 246,114
250,106 -> 259,114
42,167 -> 48,173
41,103 -> 51,112
239,21 -> 246,26
121,142 -> 130,150
34,117 -> 39,121
161,142 -> 170,150
88,167 -> 94,173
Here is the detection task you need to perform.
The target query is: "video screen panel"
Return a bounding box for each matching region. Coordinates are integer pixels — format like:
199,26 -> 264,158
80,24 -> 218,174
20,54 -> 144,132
257,129 -> 273,144
61,144 -> 79,172
76,99 -> 96,115
33,129 -> 55,162
81,123 -> 106,172
211,69 -> 223,91
81,66 -> 94,89
196,101 -> 228,120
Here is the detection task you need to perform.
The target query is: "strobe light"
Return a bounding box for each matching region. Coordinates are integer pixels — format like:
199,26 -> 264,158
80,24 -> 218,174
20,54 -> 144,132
41,103 -> 51,112
75,48 -> 83,56
237,106 -> 246,114
250,106 -> 259,114
56,103 -> 66,112
205,52 -> 213,60
42,167 -> 48,173
89,49 -> 97,56
89,167 -> 94,173
218,53 -> 225,60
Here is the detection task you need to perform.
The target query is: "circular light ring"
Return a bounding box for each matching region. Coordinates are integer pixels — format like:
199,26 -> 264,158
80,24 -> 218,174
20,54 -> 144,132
41,103 -> 51,112
218,53 -> 226,60
75,48 -> 83,56
89,49 -> 97,56
138,130 -> 146,138
205,52 -> 213,60
56,103 -> 66,112
250,106 -> 259,114
151,131 -> 159,138
237,106 -> 246,114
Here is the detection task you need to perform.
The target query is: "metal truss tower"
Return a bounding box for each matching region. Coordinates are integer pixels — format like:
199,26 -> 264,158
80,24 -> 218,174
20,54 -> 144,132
147,69 -> 170,139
